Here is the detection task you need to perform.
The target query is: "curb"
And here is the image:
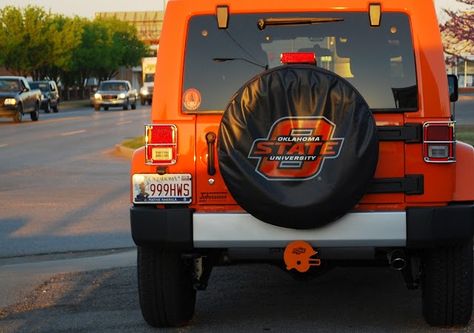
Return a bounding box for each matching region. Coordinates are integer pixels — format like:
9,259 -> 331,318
115,144 -> 135,159
60,99 -> 91,111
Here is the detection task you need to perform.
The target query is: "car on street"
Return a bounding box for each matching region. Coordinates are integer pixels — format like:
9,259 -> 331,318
92,80 -> 138,111
30,80 -> 60,113
0,76 -> 41,123
130,0 -> 474,329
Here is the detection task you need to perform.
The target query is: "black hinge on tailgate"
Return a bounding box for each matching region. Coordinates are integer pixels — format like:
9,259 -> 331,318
367,175 -> 424,195
376,124 -> 422,143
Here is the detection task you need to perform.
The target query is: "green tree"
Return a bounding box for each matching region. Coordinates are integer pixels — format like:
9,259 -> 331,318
43,15 -> 84,82
0,6 -> 53,78
0,6 -> 147,96
70,18 -> 146,82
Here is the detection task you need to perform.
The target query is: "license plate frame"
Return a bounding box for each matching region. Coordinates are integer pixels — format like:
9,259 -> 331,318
132,174 -> 192,204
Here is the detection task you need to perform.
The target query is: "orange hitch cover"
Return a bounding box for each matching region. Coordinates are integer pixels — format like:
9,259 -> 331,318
284,240 -> 321,273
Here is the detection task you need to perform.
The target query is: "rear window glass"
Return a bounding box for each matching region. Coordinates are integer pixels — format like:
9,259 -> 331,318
183,12 -> 417,112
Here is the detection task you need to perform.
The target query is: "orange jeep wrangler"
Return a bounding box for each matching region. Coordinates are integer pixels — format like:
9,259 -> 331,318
130,0 -> 474,328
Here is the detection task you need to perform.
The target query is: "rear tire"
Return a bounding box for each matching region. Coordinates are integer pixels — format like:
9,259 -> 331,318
140,98 -> 146,106
131,102 -> 137,110
104,106 -> 109,111
137,246 -> 196,328
30,103 -> 39,121
421,240 -> 473,327
53,101 -> 59,113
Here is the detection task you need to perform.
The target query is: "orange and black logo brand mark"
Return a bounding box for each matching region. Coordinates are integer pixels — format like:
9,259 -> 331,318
284,240 -> 321,273
248,117 -> 344,180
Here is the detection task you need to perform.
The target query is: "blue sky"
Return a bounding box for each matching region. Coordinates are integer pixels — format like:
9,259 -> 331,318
0,0 -> 470,20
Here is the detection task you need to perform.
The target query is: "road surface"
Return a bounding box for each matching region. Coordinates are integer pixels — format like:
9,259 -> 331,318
0,105 -> 147,257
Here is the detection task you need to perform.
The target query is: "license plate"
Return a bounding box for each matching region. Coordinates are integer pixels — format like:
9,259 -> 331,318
132,174 -> 192,204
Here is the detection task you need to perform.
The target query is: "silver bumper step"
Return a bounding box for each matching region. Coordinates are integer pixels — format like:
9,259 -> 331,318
193,212 -> 406,248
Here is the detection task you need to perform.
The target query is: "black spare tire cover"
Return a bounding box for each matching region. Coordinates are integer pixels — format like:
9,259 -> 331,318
218,65 -> 378,229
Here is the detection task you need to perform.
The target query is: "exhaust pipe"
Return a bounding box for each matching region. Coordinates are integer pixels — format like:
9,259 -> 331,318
387,250 -> 407,271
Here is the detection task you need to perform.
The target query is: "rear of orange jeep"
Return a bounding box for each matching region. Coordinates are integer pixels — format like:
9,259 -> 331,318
130,0 -> 474,328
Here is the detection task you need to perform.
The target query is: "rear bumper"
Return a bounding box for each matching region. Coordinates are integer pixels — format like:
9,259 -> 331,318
130,204 -> 474,250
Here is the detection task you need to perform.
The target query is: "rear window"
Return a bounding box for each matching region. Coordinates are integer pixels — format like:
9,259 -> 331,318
183,12 -> 417,112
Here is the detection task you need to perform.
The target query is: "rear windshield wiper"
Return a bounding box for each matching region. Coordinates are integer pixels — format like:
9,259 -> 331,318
213,57 -> 269,70
257,17 -> 344,30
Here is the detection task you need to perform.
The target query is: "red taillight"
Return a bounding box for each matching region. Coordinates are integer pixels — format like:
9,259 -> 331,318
281,52 -> 316,65
423,122 -> 455,163
145,124 -> 177,165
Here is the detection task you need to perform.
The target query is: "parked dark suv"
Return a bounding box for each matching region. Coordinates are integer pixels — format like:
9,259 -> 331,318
30,81 -> 60,113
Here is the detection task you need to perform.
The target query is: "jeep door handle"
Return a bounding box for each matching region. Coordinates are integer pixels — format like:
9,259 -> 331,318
205,132 -> 217,176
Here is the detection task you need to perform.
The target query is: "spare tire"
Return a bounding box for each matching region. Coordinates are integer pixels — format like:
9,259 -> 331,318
218,65 -> 378,229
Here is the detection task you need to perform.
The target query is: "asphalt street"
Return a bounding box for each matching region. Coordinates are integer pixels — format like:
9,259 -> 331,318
0,104 -> 148,257
3,260 -> 473,333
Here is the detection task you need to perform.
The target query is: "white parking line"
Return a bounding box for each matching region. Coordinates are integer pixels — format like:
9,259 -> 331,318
60,130 -> 86,137
0,144 -> 8,148
116,121 -> 132,126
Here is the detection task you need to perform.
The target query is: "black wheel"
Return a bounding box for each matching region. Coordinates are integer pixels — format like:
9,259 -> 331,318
30,103 -> 39,121
94,104 -> 100,111
13,104 -> 23,123
104,106 -> 109,111
131,102 -> 137,110
53,101 -> 59,113
123,99 -> 130,110
147,98 -> 152,105
140,98 -> 146,106
421,240 -> 473,327
44,100 -> 51,113
137,246 -> 196,328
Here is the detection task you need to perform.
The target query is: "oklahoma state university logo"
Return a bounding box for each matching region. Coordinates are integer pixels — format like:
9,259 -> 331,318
248,117 -> 344,180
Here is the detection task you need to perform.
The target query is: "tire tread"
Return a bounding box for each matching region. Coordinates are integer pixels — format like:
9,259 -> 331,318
422,241 -> 473,326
